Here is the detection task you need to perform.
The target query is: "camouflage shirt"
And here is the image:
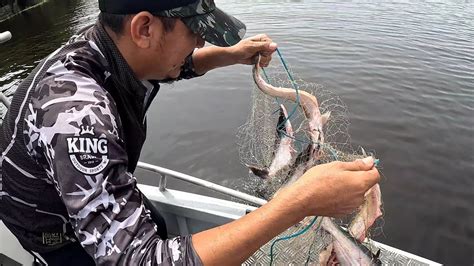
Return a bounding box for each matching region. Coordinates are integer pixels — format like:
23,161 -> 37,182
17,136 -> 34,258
0,23 -> 203,265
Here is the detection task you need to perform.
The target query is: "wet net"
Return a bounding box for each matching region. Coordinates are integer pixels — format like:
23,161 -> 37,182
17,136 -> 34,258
237,51 -> 428,265
237,60 -> 357,201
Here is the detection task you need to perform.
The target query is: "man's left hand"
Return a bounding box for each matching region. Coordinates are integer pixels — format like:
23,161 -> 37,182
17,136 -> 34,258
230,34 -> 277,67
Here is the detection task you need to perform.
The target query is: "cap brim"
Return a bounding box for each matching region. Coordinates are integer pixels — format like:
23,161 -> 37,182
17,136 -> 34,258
182,8 -> 246,47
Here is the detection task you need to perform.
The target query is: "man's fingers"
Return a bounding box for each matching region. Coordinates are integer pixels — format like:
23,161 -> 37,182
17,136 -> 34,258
235,34 -> 276,66
249,55 -> 258,65
262,42 -> 278,56
250,40 -> 277,53
250,41 -> 277,67
249,34 -> 271,42
259,54 -> 273,67
340,157 -> 375,171
365,168 -> 381,188
354,168 -> 380,190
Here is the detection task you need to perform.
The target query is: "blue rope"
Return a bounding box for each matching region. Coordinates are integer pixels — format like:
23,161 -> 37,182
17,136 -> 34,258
275,48 -> 301,127
262,67 -> 271,84
265,49 -> 320,265
276,48 -> 298,89
269,216 -> 318,265
263,48 -> 341,161
262,68 -> 283,107
374,159 -> 380,167
260,48 -> 301,129
262,48 -> 340,161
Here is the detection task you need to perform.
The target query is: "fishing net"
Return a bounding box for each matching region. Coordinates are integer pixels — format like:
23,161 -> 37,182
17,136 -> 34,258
237,53 -> 428,265
237,61 -> 357,200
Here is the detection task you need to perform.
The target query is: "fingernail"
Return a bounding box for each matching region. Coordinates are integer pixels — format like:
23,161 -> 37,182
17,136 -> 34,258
362,156 -> 374,166
269,42 -> 277,49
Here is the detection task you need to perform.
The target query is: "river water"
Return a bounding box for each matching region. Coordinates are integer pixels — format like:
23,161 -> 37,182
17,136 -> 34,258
0,0 -> 472,264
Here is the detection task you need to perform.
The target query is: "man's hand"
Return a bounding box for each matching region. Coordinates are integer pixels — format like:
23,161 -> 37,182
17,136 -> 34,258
229,34 -> 278,67
192,157 -> 380,265
275,157 -> 381,218
192,34 -> 277,74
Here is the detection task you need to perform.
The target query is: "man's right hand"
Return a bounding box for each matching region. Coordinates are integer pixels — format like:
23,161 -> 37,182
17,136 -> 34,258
192,157 -> 380,265
275,157 -> 380,219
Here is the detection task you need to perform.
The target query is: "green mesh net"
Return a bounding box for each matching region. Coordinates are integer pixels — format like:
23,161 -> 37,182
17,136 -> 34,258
237,56 -> 428,265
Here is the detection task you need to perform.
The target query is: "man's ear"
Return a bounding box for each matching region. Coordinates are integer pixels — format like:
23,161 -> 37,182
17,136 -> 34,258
129,11 -> 158,49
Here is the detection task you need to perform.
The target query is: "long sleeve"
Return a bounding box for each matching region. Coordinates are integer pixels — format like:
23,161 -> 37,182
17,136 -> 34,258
24,71 -> 203,265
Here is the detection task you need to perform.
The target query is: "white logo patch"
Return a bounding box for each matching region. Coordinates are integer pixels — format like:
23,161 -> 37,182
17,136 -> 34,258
67,126 -> 109,175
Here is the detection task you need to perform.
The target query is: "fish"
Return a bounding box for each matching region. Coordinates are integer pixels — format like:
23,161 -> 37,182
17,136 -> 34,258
349,184 -> 383,242
320,217 -> 382,265
253,55 -> 330,147
248,104 -> 296,179
348,149 -> 383,241
252,55 -> 330,186
281,143 -> 313,186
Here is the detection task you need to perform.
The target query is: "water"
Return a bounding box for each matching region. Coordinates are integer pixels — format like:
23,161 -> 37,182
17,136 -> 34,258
0,0 -> 473,264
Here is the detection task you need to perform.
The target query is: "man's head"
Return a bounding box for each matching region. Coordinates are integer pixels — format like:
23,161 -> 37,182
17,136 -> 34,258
98,0 -> 246,80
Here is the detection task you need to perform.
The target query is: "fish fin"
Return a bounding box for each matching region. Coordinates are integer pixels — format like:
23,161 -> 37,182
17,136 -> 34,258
319,242 -> 335,265
373,249 -> 382,265
321,111 -> 331,125
247,165 -> 270,179
375,249 -> 381,259
290,145 -> 297,154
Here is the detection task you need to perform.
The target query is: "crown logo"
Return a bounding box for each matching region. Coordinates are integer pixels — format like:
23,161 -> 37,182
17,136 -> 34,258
80,125 -> 94,135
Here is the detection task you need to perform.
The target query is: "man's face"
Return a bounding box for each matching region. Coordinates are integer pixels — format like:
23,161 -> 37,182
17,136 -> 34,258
148,18 -> 205,80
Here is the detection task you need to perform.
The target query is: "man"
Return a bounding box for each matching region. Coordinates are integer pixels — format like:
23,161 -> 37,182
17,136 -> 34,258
0,0 -> 380,265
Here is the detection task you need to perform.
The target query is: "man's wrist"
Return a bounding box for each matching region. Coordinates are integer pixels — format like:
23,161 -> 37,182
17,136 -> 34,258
210,45 -> 239,66
192,45 -> 239,74
224,45 -> 240,65
267,188 -> 306,225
